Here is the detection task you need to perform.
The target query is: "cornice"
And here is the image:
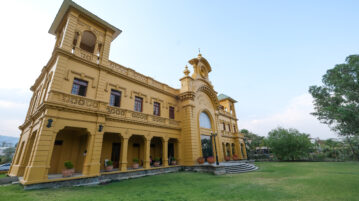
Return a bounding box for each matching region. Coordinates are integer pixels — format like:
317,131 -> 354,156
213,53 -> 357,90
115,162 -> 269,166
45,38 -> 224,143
178,91 -> 195,101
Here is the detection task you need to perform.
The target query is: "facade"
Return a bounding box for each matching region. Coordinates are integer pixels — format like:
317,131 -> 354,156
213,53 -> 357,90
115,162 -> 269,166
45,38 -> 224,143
9,0 -> 247,185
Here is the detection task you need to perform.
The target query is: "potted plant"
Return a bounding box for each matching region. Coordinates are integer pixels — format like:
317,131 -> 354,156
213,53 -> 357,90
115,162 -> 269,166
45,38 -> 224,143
105,160 -> 113,171
132,158 -> 139,169
170,157 -> 177,165
233,154 -> 239,161
225,156 -> 230,161
197,157 -> 205,164
154,158 -> 161,167
207,156 -> 215,164
62,161 -> 74,177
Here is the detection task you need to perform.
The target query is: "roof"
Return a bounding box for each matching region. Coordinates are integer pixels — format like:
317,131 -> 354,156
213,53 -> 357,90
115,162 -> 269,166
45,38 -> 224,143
188,54 -> 212,73
217,94 -> 238,103
49,0 -> 122,41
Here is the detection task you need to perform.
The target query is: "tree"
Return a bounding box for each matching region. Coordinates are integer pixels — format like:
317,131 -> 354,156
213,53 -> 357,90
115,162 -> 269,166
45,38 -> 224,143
241,129 -> 265,151
309,55 -> 359,159
266,127 -> 312,161
1,147 -> 15,163
240,129 -> 267,160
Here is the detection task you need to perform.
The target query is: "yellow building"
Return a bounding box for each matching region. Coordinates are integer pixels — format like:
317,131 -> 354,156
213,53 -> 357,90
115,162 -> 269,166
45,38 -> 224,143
9,0 -> 247,186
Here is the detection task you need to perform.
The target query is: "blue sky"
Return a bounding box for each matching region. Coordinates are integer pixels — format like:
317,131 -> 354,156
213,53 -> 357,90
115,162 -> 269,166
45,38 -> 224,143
1,0 -> 358,138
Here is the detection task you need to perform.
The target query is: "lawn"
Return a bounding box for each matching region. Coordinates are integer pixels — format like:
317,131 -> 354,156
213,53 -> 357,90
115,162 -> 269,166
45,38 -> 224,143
0,162 -> 358,201
0,174 -> 6,179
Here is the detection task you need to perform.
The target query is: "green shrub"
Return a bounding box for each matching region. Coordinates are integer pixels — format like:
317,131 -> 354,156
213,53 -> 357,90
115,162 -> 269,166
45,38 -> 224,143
64,161 -> 74,169
106,160 -> 113,166
133,158 -> 139,163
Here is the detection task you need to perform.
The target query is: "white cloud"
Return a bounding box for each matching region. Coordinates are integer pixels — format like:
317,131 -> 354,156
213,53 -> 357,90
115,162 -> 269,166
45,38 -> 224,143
240,93 -> 337,139
0,100 -> 27,109
0,0 -> 55,89
0,119 -> 22,137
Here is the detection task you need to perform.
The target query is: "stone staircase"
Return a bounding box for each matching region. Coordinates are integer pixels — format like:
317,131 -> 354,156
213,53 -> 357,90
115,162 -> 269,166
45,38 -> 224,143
223,162 -> 258,174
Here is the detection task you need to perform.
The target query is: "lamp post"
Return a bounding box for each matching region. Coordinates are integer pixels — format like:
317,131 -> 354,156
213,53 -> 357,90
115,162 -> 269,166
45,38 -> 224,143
211,132 -> 219,165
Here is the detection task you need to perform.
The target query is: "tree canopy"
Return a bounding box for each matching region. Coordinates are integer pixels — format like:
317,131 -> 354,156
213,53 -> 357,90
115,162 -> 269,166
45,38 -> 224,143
266,127 -> 312,161
309,55 -> 359,137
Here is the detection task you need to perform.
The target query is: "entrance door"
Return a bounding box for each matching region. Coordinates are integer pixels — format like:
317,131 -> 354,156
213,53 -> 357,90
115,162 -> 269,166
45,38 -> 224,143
201,135 -> 213,161
111,143 -> 121,168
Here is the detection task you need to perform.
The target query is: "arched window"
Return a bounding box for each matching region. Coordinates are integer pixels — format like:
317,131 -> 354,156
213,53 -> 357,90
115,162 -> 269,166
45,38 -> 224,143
199,112 -> 211,129
80,31 -> 96,53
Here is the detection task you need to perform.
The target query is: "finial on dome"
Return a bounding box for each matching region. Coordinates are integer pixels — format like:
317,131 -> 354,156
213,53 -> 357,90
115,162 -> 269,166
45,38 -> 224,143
198,48 -> 202,57
183,65 -> 190,76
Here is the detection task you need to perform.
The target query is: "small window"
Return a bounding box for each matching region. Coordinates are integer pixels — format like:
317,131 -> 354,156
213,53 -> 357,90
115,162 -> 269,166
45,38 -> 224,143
223,122 -> 226,131
228,124 -> 231,132
134,96 -> 143,112
110,89 -> 121,107
233,125 -> 236,133
169,106 -> 175,119
153,102 -> 160,116
71,78 -> 88,96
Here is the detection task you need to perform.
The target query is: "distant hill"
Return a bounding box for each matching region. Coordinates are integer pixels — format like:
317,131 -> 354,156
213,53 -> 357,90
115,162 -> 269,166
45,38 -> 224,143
0,135 -> 19,147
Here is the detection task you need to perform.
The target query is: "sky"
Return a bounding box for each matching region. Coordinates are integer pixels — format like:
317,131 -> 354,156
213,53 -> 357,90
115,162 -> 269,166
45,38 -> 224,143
1,0 -> 358,139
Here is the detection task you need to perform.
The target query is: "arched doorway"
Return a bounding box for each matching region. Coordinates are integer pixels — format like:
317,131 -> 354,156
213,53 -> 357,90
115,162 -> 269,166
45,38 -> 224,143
127,135 -> 145,168
150,137 -> 163,166
49,127 -> 89,175
20,131 -> 37,176
232,143 -> 236,156
168,138 -> 179,165
100,132 -> 122,171
226,143 -> 231,158
199,112 -> 214,161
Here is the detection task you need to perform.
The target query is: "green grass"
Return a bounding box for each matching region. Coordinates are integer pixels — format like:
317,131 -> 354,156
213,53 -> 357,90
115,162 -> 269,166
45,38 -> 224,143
0,162 -> 358,201
0,174 -> 6,178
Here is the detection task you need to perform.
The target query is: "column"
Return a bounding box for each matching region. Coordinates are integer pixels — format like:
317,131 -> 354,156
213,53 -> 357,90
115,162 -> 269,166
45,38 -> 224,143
120,137 -> 129,171
162,138 -> 169,167
237,141 -> 243,159
242,143 -> 248,159
144,137 -> 151,169
59,13 -> 79,52
75,32 -> 82,48
177,140 -> 182,165
82,128 -> 103,176
23,120 -> 55,183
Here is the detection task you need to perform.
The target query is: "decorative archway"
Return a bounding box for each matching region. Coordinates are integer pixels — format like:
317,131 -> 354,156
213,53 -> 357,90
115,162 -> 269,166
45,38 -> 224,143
196,85 -> 220,110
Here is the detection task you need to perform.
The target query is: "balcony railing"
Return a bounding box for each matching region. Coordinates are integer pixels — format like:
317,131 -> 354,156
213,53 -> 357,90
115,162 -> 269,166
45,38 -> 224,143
49,91 -> 181,128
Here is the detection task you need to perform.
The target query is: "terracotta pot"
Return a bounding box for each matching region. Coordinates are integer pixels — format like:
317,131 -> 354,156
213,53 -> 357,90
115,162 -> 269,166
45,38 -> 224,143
62,169 -> 73,177
197,157 -> 205,164
207,157 -> 215,164
233,155 -> 239,161
225,156 -> 230,161
105,165 -> 113,172
171,161 -> 177,165
154,162 -> 161,167
132,163 -> 139,169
